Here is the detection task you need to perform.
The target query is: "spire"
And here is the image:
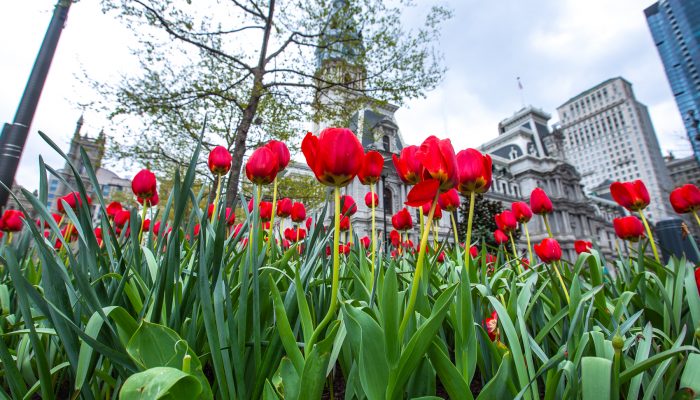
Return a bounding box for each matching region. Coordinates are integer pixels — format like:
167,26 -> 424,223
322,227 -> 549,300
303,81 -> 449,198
316,0 -> 364,69
73,114 -> 84,139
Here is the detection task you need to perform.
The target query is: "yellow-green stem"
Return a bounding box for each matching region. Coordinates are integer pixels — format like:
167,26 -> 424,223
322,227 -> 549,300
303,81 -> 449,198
433,223 -> 438,250
450,212 -> 459,252
508,231 -> 523,274
399,191 -> 440,338
552,260 -> 570,304
638,210 -> 660,263
694,210 -> 700,231
463,192 -> 476,269
523,222 -> 533,265
419,207 -> 424,238
307,187 -> 341,353
211,174 -> 223,224
267,177 -> 278,255
370,184 -> 377,284
543,214 -> 553,238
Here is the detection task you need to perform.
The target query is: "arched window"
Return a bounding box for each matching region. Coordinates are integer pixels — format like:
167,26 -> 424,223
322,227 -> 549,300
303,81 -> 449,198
383,135 -> 391,151
383,186 -> 393,214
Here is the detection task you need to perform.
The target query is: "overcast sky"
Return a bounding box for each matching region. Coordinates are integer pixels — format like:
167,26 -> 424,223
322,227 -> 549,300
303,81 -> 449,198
0,0 -> 692,192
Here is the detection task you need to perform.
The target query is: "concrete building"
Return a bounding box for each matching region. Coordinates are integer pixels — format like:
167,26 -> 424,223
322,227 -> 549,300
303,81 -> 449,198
556,77 -> 674,222
645,0 -> 700,164
665,153 -> 700,186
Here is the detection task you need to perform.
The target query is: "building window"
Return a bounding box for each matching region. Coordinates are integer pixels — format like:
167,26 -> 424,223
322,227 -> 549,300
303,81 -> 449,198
383,135 -> 391,152
383,186 -> 393,214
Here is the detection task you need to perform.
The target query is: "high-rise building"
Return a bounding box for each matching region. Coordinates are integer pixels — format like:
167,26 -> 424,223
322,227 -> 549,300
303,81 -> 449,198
556,77 -> 674,222
645,0 -> 700,164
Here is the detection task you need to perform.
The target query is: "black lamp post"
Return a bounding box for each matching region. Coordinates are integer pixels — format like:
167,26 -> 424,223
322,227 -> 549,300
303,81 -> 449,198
381,173 -> 388,254
0,0 -> 72,210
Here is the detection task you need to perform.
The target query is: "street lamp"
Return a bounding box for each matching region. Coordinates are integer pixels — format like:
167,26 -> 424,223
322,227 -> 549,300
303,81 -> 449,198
380,173 -> 388,254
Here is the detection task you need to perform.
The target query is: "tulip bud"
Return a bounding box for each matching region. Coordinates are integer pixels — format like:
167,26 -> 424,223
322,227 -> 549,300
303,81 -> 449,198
493,229 -> 508,244
669,183 -> 700,214
302,128 -> 364,187
530,188 -> 553,215
277,198 -> 293,218
534,238 -> 562,263
246,147 -> 279,185
208,146 -> 233,175
494,210 -> 517,234
132,170 -> 157,200
511,201 -> 532,223
613,216 -> 645,242
265,140 -> 290,172
291,202 -> 306,223
610,180 -> 650,212
392,146 -> 422,185
358,151 -> 384,185
365,191 -> 379,208
359,236 -> 370,250
456,148 -> 492,195
438,188 -> 461,212
391,208 -> 413,231
0,210 -> 24,232
574,240 -> 593,254
340,195 -> 357,216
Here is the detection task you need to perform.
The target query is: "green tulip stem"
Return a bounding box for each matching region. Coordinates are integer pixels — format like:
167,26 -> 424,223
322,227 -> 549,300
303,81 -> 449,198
523,222 -> 533,266
694,210 -> 700,231
552,260 -> 570,304
211,173 -> 223,224
370,183 -> 377,285
543,214 -> 553,238
638,210 -> 660,263
450,212 -> 459,253
463,192 -> 476,269
419,207 -> 424,238
399,191 -> 439,338
307,186 -> 342,353
138,200 -> 149,242
267,177 -> 278,255
508,231 -> 523,274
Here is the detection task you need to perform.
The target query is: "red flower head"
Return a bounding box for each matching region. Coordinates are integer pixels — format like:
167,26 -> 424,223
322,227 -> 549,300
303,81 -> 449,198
695,267 -> 700,295
470,245 -> 479,258
305,217 -> 313,231
339,243 -> 351,255
494,210 -> 517,234
613,216 -> 645,242
610,180 -> 650,212
493,229 -> 508,245
302,128 -> 364,187
392,207 -> 413,231
58,192 -> 91,213
574,240 -> 593,254
438,189 -> 461,212
365,191 -> 379,208
0,210 -> 24,232
391,250 -> 398,259
36,213 -> 62,229
259,201 -> 273,222
511,201 -> 532,223
669,184 -> 700,214
193,224 -> 201,236
521,258 -> 530,270
224,207 -> 236,226
339,216 -> 351,231
534,238 -> 562,263
405,136 -> 458,207
132,169 -> 157,200
390,229 -> 401,247
282,239 -> 291,249
340,195 -> 357,216
437,251 -> 446,263
233,223 -> 244,238
485,253 -> 497,266
153,221 -> 162,235
207,204 -> 216,218
483,311 -> 499,342
291,202 -> 306,223
137,191 -> 159,207
277,198 -> 293,218
421,201 -> 443,220
208,146 -> 232,176
404,239 -> 415,251
246,146 -> 279,185
358,150 -> 384,185
530,188 -> 553,215
392,145 -> 422,185
456,148 -> 492,195
265,140 -> 290,173
106,201 -> 123,219
142,219 -> 151,232
114,210 -> 131,228
360,236 -> 370,250
284,227 -> 307,242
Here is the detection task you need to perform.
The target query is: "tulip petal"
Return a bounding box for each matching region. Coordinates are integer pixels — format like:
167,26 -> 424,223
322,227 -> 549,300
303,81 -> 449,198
405,179 -> 440,207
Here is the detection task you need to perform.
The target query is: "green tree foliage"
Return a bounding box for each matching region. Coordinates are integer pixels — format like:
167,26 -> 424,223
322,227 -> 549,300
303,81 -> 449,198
457,194 -> 505,248
94,0 -> 452,208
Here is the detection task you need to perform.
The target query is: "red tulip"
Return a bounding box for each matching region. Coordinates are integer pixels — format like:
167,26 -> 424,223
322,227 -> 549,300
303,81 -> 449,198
613,216 -> 645,242
610,180 -> 650,212
456,148 -> 492,195
340,195 -> 357,216
574,240 -> 593,254
137,191 -> 159,207
511,201 -> 532,223
494,210 -> 517,234
485,253 -> 497,266
339,216 -> 351,231
405,136 -> 458,207
392,145 -> 422,185
291,202 -> 306,223
58,192 -> 91,213
193,224 -> 201,236
106,201 -> 123,218
391,207 -> 413,231
534,238 -> 562,263
530,188 -> 553,215
483,311 -> 499,341
437,251 -> 446,263
438,189 -> 460,212
208,146 -> 233,175
277,198 -> 292,218
259,201 -> 273,222
132,169 -> 157,200
521,258 -> 530,270
302,128 -> 364,187
153,221 -> 162,235
246,147 -> 278,185
142,219 -> 151,232
365,191 -> 379,208
284,227 -> 307,242
669,184 -> 700,214
233,223 -> 244,238
470,245 -> 479,258
114,210 -> 131,228
339,243 -> 351,255
421,202 -> 443,220
391,250 -> 398,259
0,210 -> 24,232
695,267 -> 700,295
390,229 -> 401,247
404,239 -> 415,251
360,236 -> 370,250
36,213 -> 61,228
305,217 -> 313,231
265,140 -> 290,172
493,229 -> 508,244
358,150 -> 384,185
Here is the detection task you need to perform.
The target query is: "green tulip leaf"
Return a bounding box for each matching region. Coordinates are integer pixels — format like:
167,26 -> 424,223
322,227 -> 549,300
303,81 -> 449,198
119,367 -> 201,400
